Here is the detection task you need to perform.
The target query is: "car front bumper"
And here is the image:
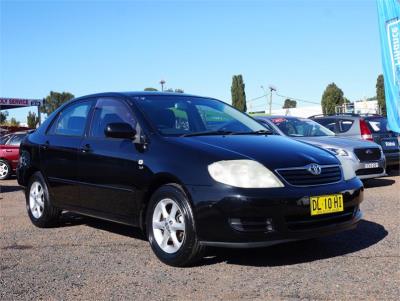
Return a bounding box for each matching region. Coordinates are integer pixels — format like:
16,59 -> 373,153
384,151 -> 400,166
188,177 -> 364,248
352,157 -> 386,180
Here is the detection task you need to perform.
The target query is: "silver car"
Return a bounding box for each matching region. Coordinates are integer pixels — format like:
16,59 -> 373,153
309,114 -> 399,167
256,116 -> 386,180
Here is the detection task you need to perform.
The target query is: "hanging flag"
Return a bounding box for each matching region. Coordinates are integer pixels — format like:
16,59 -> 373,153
377,0 -> 400,133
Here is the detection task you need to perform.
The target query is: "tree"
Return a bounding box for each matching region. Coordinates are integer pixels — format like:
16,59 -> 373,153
0,111 -> 8,124
321,83 -> 345,115
282,98 -> 297,109
9,117 -> 20,127
174,89 -> 184,93
41,91 -> 74,115
144,87 -> 158,91
27,111 -> 40,128
376,74 -> 386,116
231,75 -> 247,112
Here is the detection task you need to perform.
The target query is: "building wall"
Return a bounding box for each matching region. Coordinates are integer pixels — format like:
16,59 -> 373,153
270,105 -> 323,118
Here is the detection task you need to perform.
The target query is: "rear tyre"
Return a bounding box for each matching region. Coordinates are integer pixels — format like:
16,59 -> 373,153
146,184 -> 205,267
0,159 -> 11,180
26,172 -> 60,227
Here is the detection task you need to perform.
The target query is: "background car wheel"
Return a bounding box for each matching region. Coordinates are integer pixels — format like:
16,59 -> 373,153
26,172 -> 60,228
0,160 -> 11,180
146,184 -> 205,267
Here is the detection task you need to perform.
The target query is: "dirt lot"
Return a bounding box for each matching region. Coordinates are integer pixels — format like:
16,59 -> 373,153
1,171 -> 399,301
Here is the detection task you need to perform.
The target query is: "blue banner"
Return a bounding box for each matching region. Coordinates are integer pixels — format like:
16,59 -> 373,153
377,0 -> 400,133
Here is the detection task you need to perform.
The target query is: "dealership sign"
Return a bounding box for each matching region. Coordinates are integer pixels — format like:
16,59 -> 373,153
0,98 -> 43,107
377,0 -> 400,133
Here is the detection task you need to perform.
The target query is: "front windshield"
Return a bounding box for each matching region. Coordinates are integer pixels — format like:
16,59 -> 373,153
270,117 -> 335,137
133,96 -> 266,136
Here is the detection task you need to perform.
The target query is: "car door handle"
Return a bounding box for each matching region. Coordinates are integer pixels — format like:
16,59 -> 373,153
81,144 -> 92,153
5,149 -> 13,152
40,141 -> 50,150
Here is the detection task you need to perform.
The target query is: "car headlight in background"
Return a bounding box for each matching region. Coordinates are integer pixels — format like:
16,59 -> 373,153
326,147 -> 349,156
336,156 -> 356,180
208,160 -> 284,188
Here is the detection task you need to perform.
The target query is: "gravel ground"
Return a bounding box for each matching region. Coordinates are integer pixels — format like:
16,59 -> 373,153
1,170 -> 399,300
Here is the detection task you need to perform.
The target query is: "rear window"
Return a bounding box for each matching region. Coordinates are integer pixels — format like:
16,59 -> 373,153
338,119 -> 354,133
366,118 -> 389,133
313,118 -> 337,132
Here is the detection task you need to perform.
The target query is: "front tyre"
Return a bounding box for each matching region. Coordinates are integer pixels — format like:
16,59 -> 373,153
146,184 -> 205,267
26,172 -> 60,227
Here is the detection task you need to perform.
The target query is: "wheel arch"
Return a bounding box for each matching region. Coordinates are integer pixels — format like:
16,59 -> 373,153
139,173 -> 192,232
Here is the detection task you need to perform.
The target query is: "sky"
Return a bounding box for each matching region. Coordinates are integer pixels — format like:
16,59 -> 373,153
1,0 -> 382,123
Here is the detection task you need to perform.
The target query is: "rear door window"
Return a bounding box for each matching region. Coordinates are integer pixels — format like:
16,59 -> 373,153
50,100 -> 93,136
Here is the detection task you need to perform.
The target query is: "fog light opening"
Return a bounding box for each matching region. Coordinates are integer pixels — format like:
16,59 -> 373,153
266,218 -> 274,232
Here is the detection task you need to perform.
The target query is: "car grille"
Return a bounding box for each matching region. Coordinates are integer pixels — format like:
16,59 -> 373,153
354,148 -> 381,161
356,168 -> 384,176
276,165 -> 342,186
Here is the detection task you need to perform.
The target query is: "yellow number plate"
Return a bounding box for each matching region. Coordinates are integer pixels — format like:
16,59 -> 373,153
310,194 -> 344,216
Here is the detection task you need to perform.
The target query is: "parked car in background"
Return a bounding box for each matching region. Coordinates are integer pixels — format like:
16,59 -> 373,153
256,116 -> 386,179
309,114 -> 400,167
17,92 -> 364,267
0,131 -> 29,179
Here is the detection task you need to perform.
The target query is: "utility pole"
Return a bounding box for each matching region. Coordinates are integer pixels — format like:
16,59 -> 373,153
261,85 -> 276,115
160,80 -> 166,92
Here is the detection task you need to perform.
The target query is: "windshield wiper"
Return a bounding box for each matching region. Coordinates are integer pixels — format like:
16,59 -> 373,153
181,130 -> 234,137
231,129 -> 273,135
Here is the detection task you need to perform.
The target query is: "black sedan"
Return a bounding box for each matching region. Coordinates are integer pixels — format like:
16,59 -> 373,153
17,92 -> 364,266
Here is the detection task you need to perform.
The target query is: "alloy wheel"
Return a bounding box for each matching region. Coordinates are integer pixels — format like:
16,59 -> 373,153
0,161 -> 9,178
152,198 -> 186,254
29,181 -> 45,219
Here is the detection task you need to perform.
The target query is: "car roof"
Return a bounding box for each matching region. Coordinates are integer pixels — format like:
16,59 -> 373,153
256,115 -> 303,120
310,114 -> 384,120
310,115 -> 360,120
73,91 -> 213,101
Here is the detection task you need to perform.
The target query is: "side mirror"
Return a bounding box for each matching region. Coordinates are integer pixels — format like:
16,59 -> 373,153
104,123 -> 136,139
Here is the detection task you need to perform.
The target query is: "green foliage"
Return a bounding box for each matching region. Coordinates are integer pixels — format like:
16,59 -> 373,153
283,98 -> 297,109
376,74 -> 386,116
9,117 -> 20,127
144,87 -> 158,91
41,91 -> 74,115
0,111 -> 9,124
231,75 -> 247,112
321,83 -> 345,115
27,111 -> 40,128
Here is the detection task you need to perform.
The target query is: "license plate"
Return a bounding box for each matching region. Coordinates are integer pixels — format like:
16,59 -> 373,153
364,162 -> 379,168
382,139 -> 398,149
310,194 -> 343,216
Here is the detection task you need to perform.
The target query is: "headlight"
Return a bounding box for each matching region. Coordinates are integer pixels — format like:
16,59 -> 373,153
326,147 -> 349,156
208,160 -> 284,188
336,156 -> 356,180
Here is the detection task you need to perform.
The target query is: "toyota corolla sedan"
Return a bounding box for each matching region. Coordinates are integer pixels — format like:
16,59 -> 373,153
17,92 -> 363,267
256,116 -> 386,180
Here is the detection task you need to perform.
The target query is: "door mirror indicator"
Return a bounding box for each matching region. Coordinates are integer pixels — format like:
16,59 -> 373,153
104,123 -> 136,139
